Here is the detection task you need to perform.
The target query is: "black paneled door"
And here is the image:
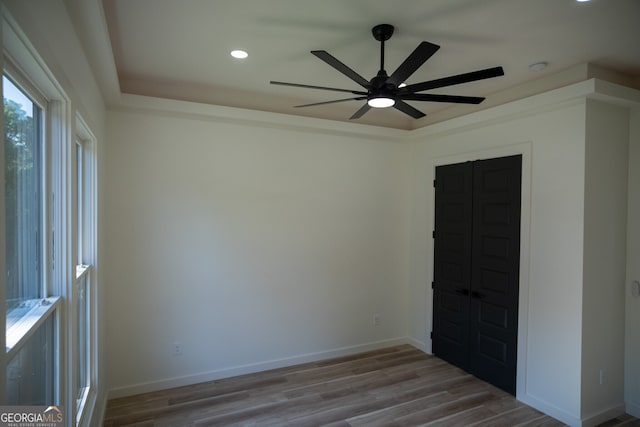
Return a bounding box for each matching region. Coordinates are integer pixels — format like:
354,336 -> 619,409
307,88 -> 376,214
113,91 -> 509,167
432,155 -> 522,395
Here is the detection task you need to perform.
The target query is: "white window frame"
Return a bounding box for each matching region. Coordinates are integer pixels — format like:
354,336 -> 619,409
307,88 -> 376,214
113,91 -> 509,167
72,116 -> 97,426
3,60 -> 63,407
1,7 -> 78,423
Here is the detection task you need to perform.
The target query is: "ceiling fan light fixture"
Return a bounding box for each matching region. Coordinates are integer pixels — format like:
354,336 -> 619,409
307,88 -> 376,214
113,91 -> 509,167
368,96 -> 395,108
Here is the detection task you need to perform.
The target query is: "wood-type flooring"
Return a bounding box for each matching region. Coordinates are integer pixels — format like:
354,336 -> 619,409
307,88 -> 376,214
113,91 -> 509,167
104,345 -> 639,426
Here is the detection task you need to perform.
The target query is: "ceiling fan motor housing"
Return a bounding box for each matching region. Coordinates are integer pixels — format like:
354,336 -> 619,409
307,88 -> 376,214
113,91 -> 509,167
368,70 -> 396,102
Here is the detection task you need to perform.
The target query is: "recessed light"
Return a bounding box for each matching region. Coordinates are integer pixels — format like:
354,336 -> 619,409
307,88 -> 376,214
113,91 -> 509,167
529,61 -> 548,72
230,50 -> 248,59
576,0 -> 591,2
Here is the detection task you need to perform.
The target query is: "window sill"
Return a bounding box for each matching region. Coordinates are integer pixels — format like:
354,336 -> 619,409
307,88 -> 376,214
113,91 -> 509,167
6,296 -> 61,359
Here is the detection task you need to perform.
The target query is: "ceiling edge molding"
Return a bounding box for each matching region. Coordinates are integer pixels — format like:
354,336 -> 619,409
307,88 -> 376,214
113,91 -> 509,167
112,93 -> 410,142
411,63 -> 596,130
111,77 -> 640,143
409,78 -> 640,141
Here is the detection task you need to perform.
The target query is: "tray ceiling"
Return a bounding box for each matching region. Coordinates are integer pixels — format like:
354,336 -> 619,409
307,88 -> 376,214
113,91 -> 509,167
88,0 -> 640,129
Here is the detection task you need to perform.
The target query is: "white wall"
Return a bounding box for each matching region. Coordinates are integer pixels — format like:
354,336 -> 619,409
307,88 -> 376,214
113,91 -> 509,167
581,100 -> 628,423
407,98 -> 588,425
626,107 -> 640,417
105,99 -> 412,396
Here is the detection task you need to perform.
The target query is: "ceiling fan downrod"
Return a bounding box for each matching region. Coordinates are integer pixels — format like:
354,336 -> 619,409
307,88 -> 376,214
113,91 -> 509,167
372,24 -> 394,74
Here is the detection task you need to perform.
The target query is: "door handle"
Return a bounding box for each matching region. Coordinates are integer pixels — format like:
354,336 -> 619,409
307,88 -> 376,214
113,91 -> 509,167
455,289 -> 470,296
471,291 -> 486,299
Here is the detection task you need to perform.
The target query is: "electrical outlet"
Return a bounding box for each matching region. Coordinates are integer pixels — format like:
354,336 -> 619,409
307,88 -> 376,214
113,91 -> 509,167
173,342 -> 182,355
632,280 -> 640,298
373,314 -> 380,327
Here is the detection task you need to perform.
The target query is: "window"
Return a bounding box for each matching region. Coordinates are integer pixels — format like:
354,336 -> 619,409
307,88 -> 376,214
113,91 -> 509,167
6,316 -> 55,404
4,74 -> 43,327
75,141 -> 90,407
75,270 -> 89,403
74,126 -> 96,423
2,10 -> 99,425
3,71 -> 60,405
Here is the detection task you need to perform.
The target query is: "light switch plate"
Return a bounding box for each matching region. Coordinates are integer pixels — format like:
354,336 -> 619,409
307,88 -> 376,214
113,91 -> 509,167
632,280 -> 640,298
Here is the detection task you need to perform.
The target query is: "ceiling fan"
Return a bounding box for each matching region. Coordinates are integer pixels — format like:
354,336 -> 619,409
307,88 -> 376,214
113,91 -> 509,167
271,24 -> 504,120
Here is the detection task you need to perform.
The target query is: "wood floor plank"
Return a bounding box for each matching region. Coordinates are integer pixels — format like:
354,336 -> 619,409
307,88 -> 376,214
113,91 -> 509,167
393,391 -> 500,427
103,345 -> 638,427
346,392 -> 454,426
514,415 -> 568,427
469,405 -> 554,427
420,405 -> 499,427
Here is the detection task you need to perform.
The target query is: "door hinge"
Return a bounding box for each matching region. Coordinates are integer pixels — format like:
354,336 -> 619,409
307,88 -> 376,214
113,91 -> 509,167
432,230 -> 436,239
430,331 -> 434,339
433,179 -> 436,188
431,281 -> 435,289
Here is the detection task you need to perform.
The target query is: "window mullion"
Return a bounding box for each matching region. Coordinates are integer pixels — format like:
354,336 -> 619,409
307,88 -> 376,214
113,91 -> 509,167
49,99 -> 72,297
49,98 -> 74,418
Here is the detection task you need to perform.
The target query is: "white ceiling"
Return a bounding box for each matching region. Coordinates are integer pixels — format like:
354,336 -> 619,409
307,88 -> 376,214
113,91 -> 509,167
73,0 -> 640,130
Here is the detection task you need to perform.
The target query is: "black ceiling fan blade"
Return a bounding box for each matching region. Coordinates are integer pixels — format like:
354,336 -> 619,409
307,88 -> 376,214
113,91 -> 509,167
350,103 -> 371,119
295,96 -> 367,108
270,81 -> 367,95
402,66 -> 504,93
311,50 -> 371,88
400,93 -> 485,104
393,100 -> 426,119
387,41 -> 440,87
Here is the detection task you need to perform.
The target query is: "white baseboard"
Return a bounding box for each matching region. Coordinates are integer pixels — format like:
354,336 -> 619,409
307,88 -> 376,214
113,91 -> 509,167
519,393 -> 628,427
581,404 -> 626,427
627,401 -> 640,418
107,337 -> 412,399
518,394 -> 581,427
407,337 -> 428,353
